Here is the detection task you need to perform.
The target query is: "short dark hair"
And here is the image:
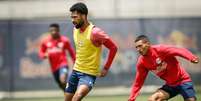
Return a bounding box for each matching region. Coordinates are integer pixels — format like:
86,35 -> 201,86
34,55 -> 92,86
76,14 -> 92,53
49,23 -> 60,29
135,35 -> 150,43
70,2 -> 88,15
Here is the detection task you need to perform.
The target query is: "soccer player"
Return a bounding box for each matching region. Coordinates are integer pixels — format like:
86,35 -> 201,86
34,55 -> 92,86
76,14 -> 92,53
129,35 -> 199,101
39,23 -> 75,92
64,2 -> 118,101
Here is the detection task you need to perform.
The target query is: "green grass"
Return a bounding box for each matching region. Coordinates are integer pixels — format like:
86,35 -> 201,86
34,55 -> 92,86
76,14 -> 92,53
1,93 -> 200,101
85,94 -> 201,101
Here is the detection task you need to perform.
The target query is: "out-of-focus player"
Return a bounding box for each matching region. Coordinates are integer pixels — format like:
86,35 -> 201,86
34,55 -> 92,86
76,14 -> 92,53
129,35 -> 199,101
64,2 -> 118,101
39,23 -> 75,92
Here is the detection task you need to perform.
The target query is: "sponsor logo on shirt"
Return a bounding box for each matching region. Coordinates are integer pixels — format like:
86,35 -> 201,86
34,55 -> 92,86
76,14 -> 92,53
78,40 -> 84,47
58,42 -> 64,48
151,58 -> 167,74
46,42 -> 62,53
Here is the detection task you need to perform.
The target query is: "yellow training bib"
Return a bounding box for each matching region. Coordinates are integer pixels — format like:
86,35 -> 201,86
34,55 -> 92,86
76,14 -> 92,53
73,24 -> 101,76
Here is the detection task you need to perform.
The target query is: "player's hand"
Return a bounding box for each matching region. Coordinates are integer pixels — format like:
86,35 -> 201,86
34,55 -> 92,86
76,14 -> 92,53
99,68 -> 109,77
191,58 -> 199,64
44,52 -> 48,59
128,99 -> 135,101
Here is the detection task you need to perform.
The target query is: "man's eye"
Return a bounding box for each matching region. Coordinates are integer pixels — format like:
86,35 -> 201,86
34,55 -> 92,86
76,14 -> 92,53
137,45 -> 141,48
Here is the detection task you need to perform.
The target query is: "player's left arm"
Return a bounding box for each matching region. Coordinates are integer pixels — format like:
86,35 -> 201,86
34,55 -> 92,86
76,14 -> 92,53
39,41 -> 48,59
92,28 -> 118,77
64,38 -> 76,63
159,45 -> 199,64
102,37 -> 118,72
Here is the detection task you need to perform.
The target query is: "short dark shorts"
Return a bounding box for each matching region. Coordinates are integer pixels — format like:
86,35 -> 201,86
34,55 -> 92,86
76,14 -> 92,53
65,70 -> 96,93
160,82 -> 196,100
53,65 -> 69,91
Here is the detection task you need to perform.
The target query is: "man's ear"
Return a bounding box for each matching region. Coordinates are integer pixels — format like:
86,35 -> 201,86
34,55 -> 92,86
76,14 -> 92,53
83,14 -> 87,20
81,14 -> 84,19
146,41 -> 151,46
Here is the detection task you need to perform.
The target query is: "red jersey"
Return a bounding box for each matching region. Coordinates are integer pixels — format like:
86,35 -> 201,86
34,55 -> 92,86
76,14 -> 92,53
129,44 -> 198,101
39,35 -> 75,73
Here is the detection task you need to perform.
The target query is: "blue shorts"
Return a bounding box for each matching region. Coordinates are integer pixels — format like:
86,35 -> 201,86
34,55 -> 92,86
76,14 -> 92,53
59,66 -> 68,75
160,82 -> 196,100
65,70 -> 96,93
53,65 -> 69,91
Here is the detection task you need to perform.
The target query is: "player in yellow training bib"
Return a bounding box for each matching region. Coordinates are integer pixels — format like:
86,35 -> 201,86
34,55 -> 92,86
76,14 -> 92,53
64,2 -> 118,101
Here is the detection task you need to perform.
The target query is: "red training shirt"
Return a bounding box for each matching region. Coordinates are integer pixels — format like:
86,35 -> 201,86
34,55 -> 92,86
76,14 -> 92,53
129,44 -> 198,101
39,35 -> 75,73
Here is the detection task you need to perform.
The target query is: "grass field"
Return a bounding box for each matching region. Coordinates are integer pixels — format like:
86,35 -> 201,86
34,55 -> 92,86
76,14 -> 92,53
1,93 -> 200,101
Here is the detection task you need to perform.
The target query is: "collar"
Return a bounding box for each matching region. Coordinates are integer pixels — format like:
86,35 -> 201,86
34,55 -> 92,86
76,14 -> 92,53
143,46 -> 153,57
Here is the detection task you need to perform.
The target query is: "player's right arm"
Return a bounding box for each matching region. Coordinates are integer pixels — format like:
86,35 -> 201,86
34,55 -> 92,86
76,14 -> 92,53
91,27 -> 118,77
129,60 -> 148,101
39,42 -> 48,59
158,45 -> 199,64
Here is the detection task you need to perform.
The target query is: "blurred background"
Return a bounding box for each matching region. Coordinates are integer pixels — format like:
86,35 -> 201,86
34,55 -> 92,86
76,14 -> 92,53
0,0 -> 201,101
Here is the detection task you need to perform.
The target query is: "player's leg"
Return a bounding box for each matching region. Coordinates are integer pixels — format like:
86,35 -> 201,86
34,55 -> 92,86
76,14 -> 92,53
178,82 -> 196,101
72,85 -> 90,101
52,69 -> 65,91
148,85 -> 178,101
72,72 -> 96,101
148,89 -> 169,101
65,70 -> 79,101
185,98 -> 196,101
65,92 -> 74,101
59,66 -> 69,90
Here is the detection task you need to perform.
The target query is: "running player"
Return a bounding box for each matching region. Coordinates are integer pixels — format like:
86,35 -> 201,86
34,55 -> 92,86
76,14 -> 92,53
64,2 -> 118,101
39,23 -> 75,92
129,35 -> 199,101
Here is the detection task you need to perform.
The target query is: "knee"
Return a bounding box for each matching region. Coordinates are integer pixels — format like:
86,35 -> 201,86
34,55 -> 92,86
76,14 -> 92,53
60,75 -> 67,84
72,93 -> 84,101
148,95 -> 164,101
185,97 -> 196,101
64,93 -> 73,101
148,96 -> 155,101
157,98 -> 165,101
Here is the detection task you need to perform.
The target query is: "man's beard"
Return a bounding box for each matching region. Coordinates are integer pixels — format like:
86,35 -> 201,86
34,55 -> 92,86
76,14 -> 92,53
75,20 -> 84,29
52,34 -> 60,39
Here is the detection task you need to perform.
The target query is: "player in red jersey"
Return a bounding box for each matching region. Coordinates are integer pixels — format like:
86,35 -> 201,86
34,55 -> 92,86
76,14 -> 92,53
39,23 -> 75,91
129,35 -> 199,101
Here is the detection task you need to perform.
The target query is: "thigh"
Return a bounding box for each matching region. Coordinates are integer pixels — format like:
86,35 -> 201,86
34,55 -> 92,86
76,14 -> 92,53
179,82 -> 196,101
53,69 -> 69,91
78,73 -> 96,91
73,85 -> 91,100
53,70 -> 60,85
59,66 -> 69,83
71,74 -> 96,101
159,84 -> 179,99
148,89 -> 170,101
